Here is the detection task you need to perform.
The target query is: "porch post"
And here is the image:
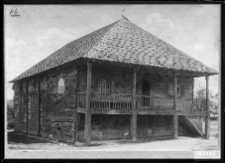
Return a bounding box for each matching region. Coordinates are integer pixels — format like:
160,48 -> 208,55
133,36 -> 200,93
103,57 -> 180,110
84,62 -> 92,146
38,78 -> 41,136
131,68 -> 137,142
74,68 -> 79,145
26,80 -> 29,135
173,73 -> 178,138
205,76 -> 210,139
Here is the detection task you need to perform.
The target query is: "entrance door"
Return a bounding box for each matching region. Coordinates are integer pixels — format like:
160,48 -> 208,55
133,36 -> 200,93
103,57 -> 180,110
142,81 -> 150,106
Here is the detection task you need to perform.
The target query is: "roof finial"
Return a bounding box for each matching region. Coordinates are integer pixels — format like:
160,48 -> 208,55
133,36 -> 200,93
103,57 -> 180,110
121,14 -> 129,21
121,8 -> 129,20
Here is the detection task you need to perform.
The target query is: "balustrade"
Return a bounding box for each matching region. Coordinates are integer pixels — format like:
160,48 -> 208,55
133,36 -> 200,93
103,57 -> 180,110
77,92 -> 205,115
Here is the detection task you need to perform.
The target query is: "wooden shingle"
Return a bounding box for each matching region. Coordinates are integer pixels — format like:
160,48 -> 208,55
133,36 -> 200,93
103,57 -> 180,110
11,18 -> 218,82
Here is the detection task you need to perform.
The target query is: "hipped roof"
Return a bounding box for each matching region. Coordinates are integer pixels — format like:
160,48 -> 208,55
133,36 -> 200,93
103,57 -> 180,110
11,17 -> 218,82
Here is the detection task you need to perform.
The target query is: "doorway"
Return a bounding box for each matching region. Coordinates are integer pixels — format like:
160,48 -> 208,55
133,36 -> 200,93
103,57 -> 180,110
142,80 -> 150,106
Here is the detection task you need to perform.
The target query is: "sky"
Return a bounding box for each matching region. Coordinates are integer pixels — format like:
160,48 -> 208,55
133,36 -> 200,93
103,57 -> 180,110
4,5 -> 220,100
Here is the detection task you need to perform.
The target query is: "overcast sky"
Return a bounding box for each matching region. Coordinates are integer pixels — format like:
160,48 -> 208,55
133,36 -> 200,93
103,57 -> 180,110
4,5 -> 220,99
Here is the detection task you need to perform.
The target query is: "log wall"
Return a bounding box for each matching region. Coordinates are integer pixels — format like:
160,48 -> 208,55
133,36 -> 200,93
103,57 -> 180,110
78,67 -> 193,112
79,67 -> 193,99
14,82 -> 28,133
136,72 -> 193,111
13,63 -> 195,143
77,114 -> 177,141
39,66 -> 77,143
27,78 -> 39,135
78,67 -> 133,94
14,64 -> 78,143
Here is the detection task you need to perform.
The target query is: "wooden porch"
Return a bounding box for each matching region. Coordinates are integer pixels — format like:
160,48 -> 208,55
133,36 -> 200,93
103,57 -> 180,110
77,92 -> 207,115
80,62 -> 211,146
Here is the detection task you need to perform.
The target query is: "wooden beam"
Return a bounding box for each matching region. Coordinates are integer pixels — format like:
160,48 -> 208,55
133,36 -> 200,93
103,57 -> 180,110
38,78 -> 41,136
191,76 -> 194,114
84,62 -> 92,146
131,68 -> 137,142
74,68 -> 79,145
173,73 -> 178,138
26,80 -> 29,135
205,76 -> 210,139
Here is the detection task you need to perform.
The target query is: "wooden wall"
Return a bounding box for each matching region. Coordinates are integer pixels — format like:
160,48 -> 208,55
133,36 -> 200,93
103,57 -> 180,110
78,66 -> 133,94
136,72 -> 193,111
27,78 -> 39,135
78,66 -> 193,112
137,115 -> 173,138
14,63 -> 78,143
13,63 -> 195,143
78,66 -> 193,98
138,73 -> 193,96
77,114 -> 131,141
39,66 -> 77,143
77,114 -> 177,141
13,82 -> 28,133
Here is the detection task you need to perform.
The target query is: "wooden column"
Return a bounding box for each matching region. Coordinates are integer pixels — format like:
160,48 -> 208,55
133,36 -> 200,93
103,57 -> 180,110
75,113 -> 80,142
131,68 -> 137,142
173,73 -> 178,138
26,80 -> 29,135
205,76 -> 210,139
74,68 -> 79,145
84,62 -> 92,146
191,77 -> 194,114
38,78 -> 41,136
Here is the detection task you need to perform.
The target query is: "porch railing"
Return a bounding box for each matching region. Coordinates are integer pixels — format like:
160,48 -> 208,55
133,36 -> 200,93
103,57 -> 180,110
77,92 -> 132,111
77,92 -> 206,114
137,95 -> 153,111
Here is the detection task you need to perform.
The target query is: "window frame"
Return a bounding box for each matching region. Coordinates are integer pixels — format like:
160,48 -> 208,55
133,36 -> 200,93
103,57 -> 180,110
97,78 -> 115,94
57,77 -> 66,94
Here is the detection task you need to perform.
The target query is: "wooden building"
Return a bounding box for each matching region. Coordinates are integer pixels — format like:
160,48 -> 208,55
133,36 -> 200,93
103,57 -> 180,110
11,17 -> 218,145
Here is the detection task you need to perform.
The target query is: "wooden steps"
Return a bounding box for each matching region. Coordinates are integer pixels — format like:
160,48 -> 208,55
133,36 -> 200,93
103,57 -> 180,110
179,115 -> 204,137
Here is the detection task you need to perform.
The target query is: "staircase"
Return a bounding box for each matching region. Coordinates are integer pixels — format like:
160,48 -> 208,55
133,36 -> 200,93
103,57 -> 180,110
179,115 -> 204,137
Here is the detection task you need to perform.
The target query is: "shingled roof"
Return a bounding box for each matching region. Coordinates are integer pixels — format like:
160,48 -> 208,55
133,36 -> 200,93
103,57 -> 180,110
11,17 -> 218,82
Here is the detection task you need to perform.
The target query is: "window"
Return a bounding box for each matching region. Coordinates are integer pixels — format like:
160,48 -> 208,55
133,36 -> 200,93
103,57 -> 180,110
98,79 -> 115,94
168,84 -> 181,97
98,79 -> 106,93
58,77 -> 65,94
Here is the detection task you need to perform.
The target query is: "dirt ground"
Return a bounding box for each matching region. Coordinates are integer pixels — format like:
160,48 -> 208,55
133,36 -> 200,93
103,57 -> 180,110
5,120 -> 220,159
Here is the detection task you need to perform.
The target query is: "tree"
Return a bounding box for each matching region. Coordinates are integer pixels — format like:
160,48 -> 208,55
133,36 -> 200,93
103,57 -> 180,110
193,88 -> 207,112
7,100 -> 15,129
210,93 -> 219,120
193,88 -> 218,120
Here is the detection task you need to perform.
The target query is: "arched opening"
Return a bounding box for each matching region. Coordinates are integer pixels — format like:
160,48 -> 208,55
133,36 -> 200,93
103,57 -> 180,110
58,77 -> 65,94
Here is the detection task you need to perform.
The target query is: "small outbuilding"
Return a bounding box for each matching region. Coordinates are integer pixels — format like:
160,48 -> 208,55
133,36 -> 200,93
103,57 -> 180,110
11,17 -> 218,145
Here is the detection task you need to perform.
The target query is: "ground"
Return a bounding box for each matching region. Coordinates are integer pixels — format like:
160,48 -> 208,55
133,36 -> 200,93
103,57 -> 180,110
5,120 -> 220,159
